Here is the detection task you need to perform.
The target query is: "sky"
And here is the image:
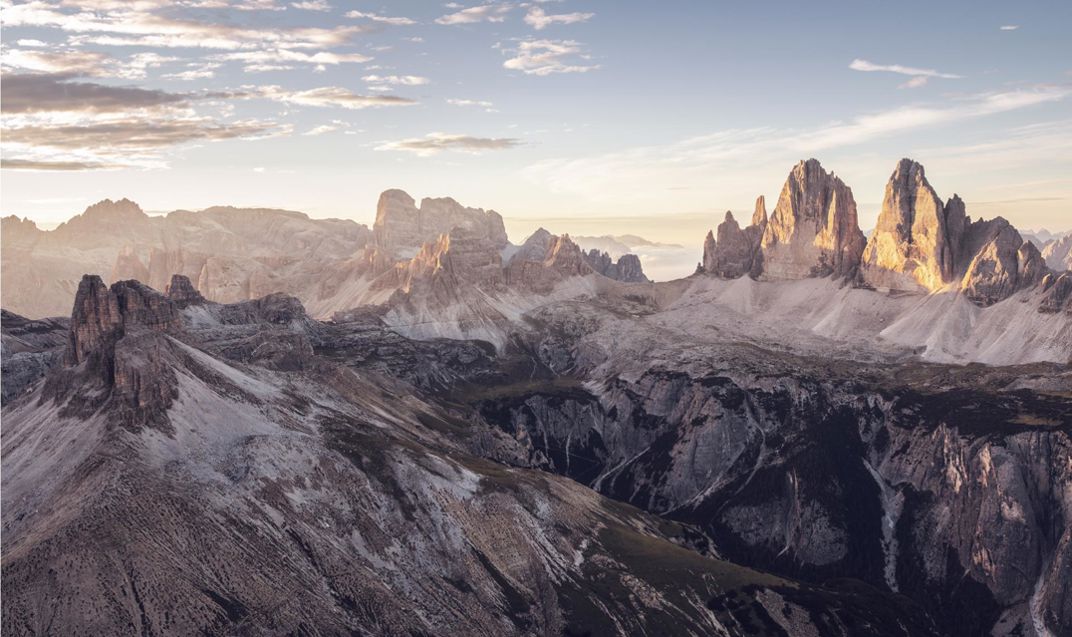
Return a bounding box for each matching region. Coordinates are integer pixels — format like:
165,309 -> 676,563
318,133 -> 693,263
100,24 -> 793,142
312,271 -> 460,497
1,0 -> 1070,246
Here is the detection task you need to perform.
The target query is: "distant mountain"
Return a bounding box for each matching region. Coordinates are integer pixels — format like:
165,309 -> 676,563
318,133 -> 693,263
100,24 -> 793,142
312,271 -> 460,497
1,194 -> 650,320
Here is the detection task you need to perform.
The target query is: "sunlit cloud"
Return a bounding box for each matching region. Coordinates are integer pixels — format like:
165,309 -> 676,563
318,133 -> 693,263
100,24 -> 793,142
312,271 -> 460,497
849,58 -> 961,89
291,0 -> 331,11
447,98 -> 497,112
524,6 -> 594,30
523,87 -> 1071,202
376,132 -> 521,156
1000,25 -> 1020,31
250,85 -> 417,109
363,74 -> 429,86
345,10 -> 416,26
502,39 -> 598,75
435,4 -> 512,25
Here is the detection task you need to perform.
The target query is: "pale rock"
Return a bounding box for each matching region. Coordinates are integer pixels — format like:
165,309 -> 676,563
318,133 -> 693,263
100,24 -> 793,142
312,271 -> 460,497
759,159 -> 866,280
862,159 -> 957,291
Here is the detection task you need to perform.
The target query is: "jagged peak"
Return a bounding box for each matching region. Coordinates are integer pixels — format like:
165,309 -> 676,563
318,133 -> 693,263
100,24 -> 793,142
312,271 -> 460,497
81,198 -> 146,219
752,196 -> 767,227
165,274 -> 206,309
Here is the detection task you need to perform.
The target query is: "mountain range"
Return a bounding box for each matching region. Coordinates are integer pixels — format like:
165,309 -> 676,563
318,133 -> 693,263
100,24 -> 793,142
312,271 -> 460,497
2,158 -> 1070,636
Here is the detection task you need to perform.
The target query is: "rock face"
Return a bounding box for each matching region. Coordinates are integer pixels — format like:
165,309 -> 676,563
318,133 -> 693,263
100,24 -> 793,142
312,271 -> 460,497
4,280 -> 954,637
960,223 -> 1045,306
505,230 -> 593,293
759,159 -> 867,280
582,249 -> 649,282
706,211 -> 756,278
1042,234 -> 1072,271
373,189 -> 508,254
862,159 -> 961,291
701,198 -> 768,279
52,275 -> 183,425
858,159 -> 1055,306
164,274 -> 206,308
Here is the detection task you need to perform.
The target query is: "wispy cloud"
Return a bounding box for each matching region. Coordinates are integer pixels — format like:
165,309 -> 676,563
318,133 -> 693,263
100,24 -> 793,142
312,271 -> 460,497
1,158 -> 127,171
376,132 -> 521,156
849,58 -> 961,88
524,7 -> 594,30
447,98 -> 497,112
502,39 -> 598,75
292,0 -> 331,11
0,73 -> 188,114
346,10 -> 416,26
363,74 -> 429,86
435,4 -> 512,25
303,120 -> 348,135
523,87 -> 1070,201
3,1 -> 370,50
210,49 -> 371,73
250,85 -> 417,109
1000,25 -> 1020,31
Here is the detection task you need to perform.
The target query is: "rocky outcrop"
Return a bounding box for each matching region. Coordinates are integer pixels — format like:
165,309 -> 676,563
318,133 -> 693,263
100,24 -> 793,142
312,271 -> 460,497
706,211 -> 756,278
1042,235 -> 1072,272
859,160 -> 1056,306
165,274 -> 206,309
958,218 -> 1046,306
759,159 -> 866,280
373,189 -> 508,254
1039,272 -> 1072,313
862,159 -> 960,291
506,230 -> 593,293
397,227 -> 506,303
701,198 -> 768,279
582,249 -> 649,282
53,275 -> 183,424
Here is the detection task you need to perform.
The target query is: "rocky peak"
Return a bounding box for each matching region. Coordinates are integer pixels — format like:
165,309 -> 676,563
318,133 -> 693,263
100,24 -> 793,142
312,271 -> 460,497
582,249 -> 649,283
165,274 -> 206,309
1041,234 -> 1072,271
66,275 -> 182,368
506,232 -> 592,292
759,159 -> 866,280
373,189 -> 509,254
704,211 -> 757,279
751,196 -> 768,229
862,159 -> 956,291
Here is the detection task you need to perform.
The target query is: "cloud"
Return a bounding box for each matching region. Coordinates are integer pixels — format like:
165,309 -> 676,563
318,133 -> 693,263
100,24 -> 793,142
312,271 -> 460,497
435,4 -> 512,25
0,73 -> 188,114
1,158 -> 126,171
522,86 -> 1070,202
1000,25 -> 1020,31
3,2 -> 370,50
163,62 -> 221,81
303,119 -> 349,135
363,74 -> 429,86
502,39 -> 598,75
524,7 -> 594,30
251,85 -> 417,109
291,0 -> 331,10
345,10 -> 416,26
849,58 -> 961,88
376,132 -> 521,156
1,48 -> 180,80
447,98 -> 497,112
211,49 -> 372,72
